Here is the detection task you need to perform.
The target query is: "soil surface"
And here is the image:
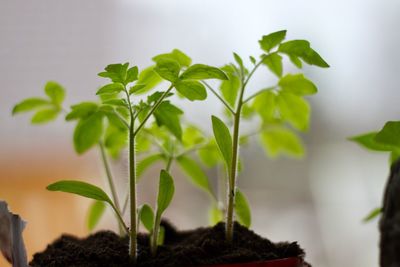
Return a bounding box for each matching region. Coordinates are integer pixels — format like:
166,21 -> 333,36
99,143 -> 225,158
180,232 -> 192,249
30,221 -> 307,267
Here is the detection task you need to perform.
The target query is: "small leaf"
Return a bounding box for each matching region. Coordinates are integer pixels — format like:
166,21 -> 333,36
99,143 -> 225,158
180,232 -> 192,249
375,121 -> 400,148
126,66 -> 139,84
31,108 -> 59,124
302,48 -> 330,68
44,81 -> 65,105
175,80 -> 207,101
139,204 -> 154,232
259,30 -> 287,53
154,58 -> 180,82
262,52 -> 283,77
235,189 -> 251,228
177,155 -> 212,195
252,90 -> 276,122
157,170 -> 175,216
260,127 -> 304,158
349,132 -> 397,152
154,101 -> 183,140
153,49 -> 192,67
277,92 -> 310,131
233,52 -> 244,72
129,84 -> 146,95
136,66 -> 163,94
279,40 -> 329,68
47,180 -> 112,203
219,65 -> 240,107
73,113 -> 103,154
98,63 -> 129,83
137,154 -> 165,181
211,115 -> 233,169
157,226 -> 165,245
180,64 -> 228,80
208,204 -> 223,226
96,83 -> 124,95
249,56 -> 256,65
363,207 -> 382,222
12,98 -> 50,115
279,74 -> 317,95
87,201 -> 106,231
197,140 -> 223,167
66,102 -> 98,121
289,55 -> 302,68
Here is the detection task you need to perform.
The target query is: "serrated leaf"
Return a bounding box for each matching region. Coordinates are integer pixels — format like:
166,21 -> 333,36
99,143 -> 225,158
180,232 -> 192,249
277,92 -> 310,131
262,52 -> 283,77
12,98 -> 50,115
177,155 -> 212,195
126,66 -> 139,84
235,189 -> 251,228
180,64 -> 228,80
157,170 -> 175,216
279,74 -> 317,95
375,121 -> 400,148
233,52 -> 244,72
47,180 -> 112,203
259,30 -> 287,53
137,154 -> 165,181
96,83 -> 124,95
66,102 -> 98,121
363,207 -> 382,222
129,84 -> 146,95
252,90 -> 276,122
136,66 -> 163,94
175,80 -> 207,101
44,81 -> 65,105
302,48 -> 330,68
139,204 -> 154,232
153,49 -> 192,67
209,204 -> 223,226
220,65 -> 240,107
87,200 -> 106,231
211,115 -> 232,170
31,108 -> 59,124
98,63 -> 129,83
154,58 -> 180,82
154,101 -> 183,140
260,127 -> 304,158
279,40 -> 329,68
73,113 -> 103,154
349,132 -> 398,152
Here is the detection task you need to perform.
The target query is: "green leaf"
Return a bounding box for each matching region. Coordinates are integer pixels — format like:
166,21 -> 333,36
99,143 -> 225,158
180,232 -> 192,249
252,90 -> 276,122
219,65 -> 240,107
235,189 -> 251,228
262,53 -> 283,77
154,101 -> 183,140
154,58 -> 180,82
137,154 -> 165,181
157,170 -> 175,216
182,126 -> 205,148
104,125 -> 127,159
129,84 -> 146,95
363,207 -> 382,222
139,204 -> 154,232
249,56 -> 256,65
102,99 -> 128,108
279,40 -> 329,68
349,132 -> 398,152
176,155 -> 212,195
211,115 -> 232,169
233,52 -> 244,72
47,180 -> 112,203
73,113 -> 103,154
31,108 -> 59,124
175,80 -> 207,101
153,49 -> 192,67
180,64 -> 228,80
197,140 -> 223,167
279,74 -> 317,95
289,55 -> 302,68
98,63 -> 129,83
259,30 -> 287,53
208,204 -> 223,226
126,66 -> 139,84
96,83 -> 124,95
12,98 -> 50,115
44,81 -> 65,105
277,92 -> 310,131
391,150 -> 400,163
66,102 -> 98,121
260,127 -> 304,158
136,66 -> 163,94
87,200 -> 106,231
375,121 -> 400,148
157,226 -> 165,245
302,48 -> 330,68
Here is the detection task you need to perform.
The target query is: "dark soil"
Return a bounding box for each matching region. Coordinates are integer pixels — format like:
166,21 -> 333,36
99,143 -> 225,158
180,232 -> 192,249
30,221 -> 307,267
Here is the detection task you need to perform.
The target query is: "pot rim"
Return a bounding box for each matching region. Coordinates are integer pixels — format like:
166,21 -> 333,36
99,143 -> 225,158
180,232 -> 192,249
200,257 -> 304,267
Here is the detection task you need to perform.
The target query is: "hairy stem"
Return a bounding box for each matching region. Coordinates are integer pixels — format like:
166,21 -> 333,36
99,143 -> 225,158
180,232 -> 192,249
128,116 -> 137,260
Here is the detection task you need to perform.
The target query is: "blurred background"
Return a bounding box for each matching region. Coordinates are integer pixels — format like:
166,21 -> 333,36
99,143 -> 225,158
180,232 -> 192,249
1,0 -> 399,266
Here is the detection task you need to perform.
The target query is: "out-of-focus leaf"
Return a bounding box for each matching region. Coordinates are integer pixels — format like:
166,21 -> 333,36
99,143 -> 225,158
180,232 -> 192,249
157,170 -> 175,216
12,98 -> 50,115
235,189 -> 251,228
277,92 -> 310,131
152,49 -> 192,67
139,204 -> 154,232
375,121 -> 400,148
260,127 -> 304,158
87,201 -> 106,231
262,52 -> 283,77
31,108 -> 59,124
177,155 -> 212,195
175,80 -> 207,101
154,58 -> 180,82
73,113 -> 103,154
137,154 -> 165,181
208,204 -> 223,226
259,30 -> 287,53
211,115 -> 233,170
279,74 -> 317,95
44,81 -> 65,105
180,64 -> 228,80
362,207 -> 382,223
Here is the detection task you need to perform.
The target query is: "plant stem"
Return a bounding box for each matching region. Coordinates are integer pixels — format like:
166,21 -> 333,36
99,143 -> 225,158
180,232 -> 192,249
128,115 -> 137,261
225,60 -> 263,242
151,214 -> 161,256
242,86 -> 277,104
203,81 -> 235,115
99,141 -> 124,235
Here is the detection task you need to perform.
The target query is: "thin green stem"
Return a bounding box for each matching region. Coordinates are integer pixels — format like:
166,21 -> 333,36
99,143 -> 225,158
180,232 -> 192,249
110,203 -> 129,235
133,85 -> 174,137
242,86 -> 277,104
99,141 -> 124,235
202,81 -> 235,115
151,214 -> 161,256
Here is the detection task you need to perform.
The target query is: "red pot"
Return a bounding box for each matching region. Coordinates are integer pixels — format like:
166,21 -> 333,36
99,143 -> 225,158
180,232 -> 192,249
202,257 -> 304,267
